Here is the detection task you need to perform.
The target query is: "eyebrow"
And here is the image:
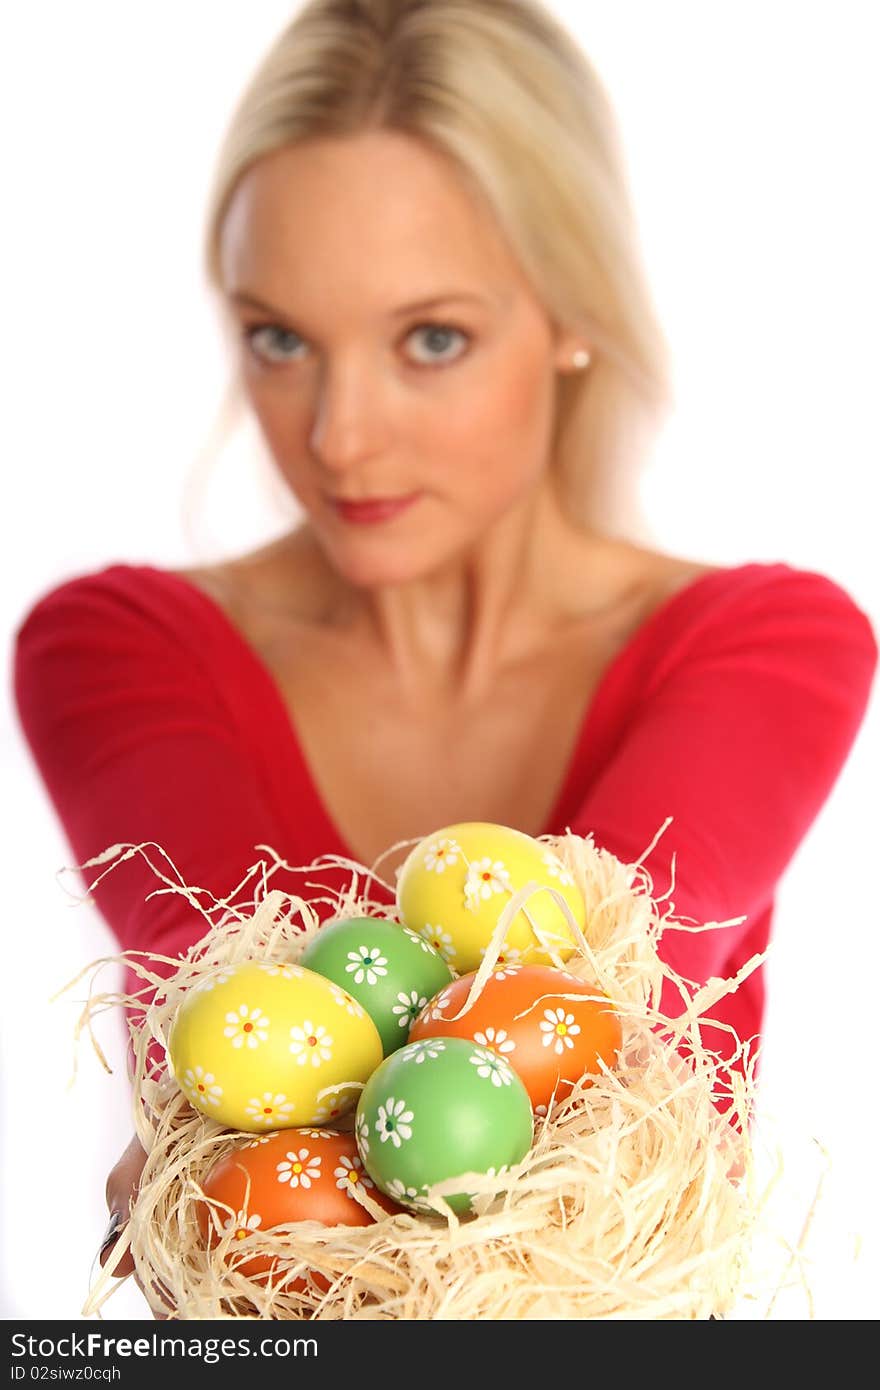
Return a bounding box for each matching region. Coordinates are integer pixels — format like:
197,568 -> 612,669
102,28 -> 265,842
228,289 -> 491,318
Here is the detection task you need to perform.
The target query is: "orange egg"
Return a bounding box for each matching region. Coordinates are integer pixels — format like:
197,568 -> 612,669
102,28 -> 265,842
197,1127 -> 401,1287
409,964 -> 622,1110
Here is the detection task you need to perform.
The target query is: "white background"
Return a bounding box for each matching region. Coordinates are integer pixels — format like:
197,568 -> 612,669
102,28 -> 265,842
2,1 -> 878,1320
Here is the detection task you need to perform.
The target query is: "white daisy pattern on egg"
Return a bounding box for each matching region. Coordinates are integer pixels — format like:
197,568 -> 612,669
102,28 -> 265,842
399,1039 -> 446,1064
356,1111 -> 371,1156
245,1093 -> 295,1126
256,960 -> 305,980
384,1178 -> 419,1203
392,990 -> 428,1030
492,964 -> 523,980
289,1021 -> 333,1066
334,1155 -> 374,1197
300,1128 -> 336,1139
464,857 -> 512,911
312,1095 -> 346,1123
276,1149 -> 322,1189
540,1008 -> 581,1054
469,1045 -> 514,1087
385,1178 -> 433,1211
428,985 -> 455,1019
474,1027 -> 515,1056
423,838 -> 461,873
376,1097 -> 414,1148
346,947 -> 388,987
328,982 -> 366,1017
478,944 -> 523,969
223,1004 -> 270,1049
221,1211 -> 262,1241
418,923 -> 456,962
401,926 -> 434,954
191,967 -> 237,994
180,1066 -> 223,1108
541,851 -> 575,887
244,1135 -> 273,1148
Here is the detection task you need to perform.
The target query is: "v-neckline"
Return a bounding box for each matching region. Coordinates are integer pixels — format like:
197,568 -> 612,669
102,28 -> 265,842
146,562 -> 740,869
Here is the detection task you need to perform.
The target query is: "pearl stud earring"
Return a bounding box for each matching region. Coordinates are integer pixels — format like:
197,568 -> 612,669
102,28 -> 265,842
571,347 -> 591,369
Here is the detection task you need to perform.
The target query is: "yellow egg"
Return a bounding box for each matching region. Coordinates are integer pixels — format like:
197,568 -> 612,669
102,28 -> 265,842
395,821 -> 585,974
166,959 -> 383,1131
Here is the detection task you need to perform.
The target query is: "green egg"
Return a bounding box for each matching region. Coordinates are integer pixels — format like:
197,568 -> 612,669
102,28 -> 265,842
355,1035 -> 534,1214
299,916 -> 454,1057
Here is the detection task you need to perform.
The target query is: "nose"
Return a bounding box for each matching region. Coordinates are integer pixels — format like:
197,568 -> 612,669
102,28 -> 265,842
309,355 -> 391,476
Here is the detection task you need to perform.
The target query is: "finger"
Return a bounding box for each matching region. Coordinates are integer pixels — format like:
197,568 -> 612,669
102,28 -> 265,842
99,1133 -> 148,1277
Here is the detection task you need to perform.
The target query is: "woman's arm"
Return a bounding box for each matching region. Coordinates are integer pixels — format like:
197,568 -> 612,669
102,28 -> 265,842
567,566 -> 877,1023
13,568 -> 301,984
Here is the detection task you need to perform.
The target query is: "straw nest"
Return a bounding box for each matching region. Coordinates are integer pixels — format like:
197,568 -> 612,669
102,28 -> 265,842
58,825 -> 782,1320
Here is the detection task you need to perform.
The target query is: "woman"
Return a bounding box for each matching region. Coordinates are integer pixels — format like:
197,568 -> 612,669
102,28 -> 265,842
13,0 -> 877,1298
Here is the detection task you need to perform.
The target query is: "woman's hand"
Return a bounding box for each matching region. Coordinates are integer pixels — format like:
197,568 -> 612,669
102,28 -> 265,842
99,1132 -> 174,1318
99,1132 -> 146,1277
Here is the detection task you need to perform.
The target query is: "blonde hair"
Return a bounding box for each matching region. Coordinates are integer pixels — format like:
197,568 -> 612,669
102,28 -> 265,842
193,0 -> 675,545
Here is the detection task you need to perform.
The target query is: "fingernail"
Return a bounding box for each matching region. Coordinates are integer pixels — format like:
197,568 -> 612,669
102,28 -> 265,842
99,1210 -> 124,1259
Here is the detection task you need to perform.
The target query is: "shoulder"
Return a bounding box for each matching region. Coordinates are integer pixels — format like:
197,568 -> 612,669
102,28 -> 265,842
15,558 -> 197,636
638,558 -> 878,711
654,559 -> 877,644
12,561 -> 227,704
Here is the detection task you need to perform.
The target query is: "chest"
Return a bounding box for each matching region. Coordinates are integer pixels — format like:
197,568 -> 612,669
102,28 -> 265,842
177,551 -> 714,880
250,617 -> 631,879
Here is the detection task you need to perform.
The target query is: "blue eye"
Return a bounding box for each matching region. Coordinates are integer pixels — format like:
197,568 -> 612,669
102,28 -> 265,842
406,324 -> 469,365
244,325 -> 306,364
242,320 -> 470,367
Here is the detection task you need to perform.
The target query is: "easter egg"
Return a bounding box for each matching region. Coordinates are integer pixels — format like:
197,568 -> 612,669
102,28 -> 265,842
197,1128 -> 402,1284
355,1035 -> 533,1214
167,959 -> 384,1131
409,964 -> 622,1110
299,916 -> 454,1056
395,821 -> 586,974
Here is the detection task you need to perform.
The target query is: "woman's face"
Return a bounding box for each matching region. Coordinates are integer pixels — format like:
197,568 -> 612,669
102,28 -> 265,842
219,130 -> 583,587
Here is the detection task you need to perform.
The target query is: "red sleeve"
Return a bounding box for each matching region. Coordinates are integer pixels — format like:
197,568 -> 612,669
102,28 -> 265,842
568,567 -> 878,990
12,569 -> 296,993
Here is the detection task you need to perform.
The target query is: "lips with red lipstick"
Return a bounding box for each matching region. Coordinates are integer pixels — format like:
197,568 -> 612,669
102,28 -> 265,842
328,492 -> 421,524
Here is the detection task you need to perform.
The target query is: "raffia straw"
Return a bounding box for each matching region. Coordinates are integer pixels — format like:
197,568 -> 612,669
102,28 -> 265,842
55,827 -> 804,1319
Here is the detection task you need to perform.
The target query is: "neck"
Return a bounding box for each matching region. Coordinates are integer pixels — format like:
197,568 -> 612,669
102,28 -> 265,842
304,478 -> 599,706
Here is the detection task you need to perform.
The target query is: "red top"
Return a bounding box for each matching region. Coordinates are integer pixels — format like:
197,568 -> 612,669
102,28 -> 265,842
12,559 -> 878,1076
